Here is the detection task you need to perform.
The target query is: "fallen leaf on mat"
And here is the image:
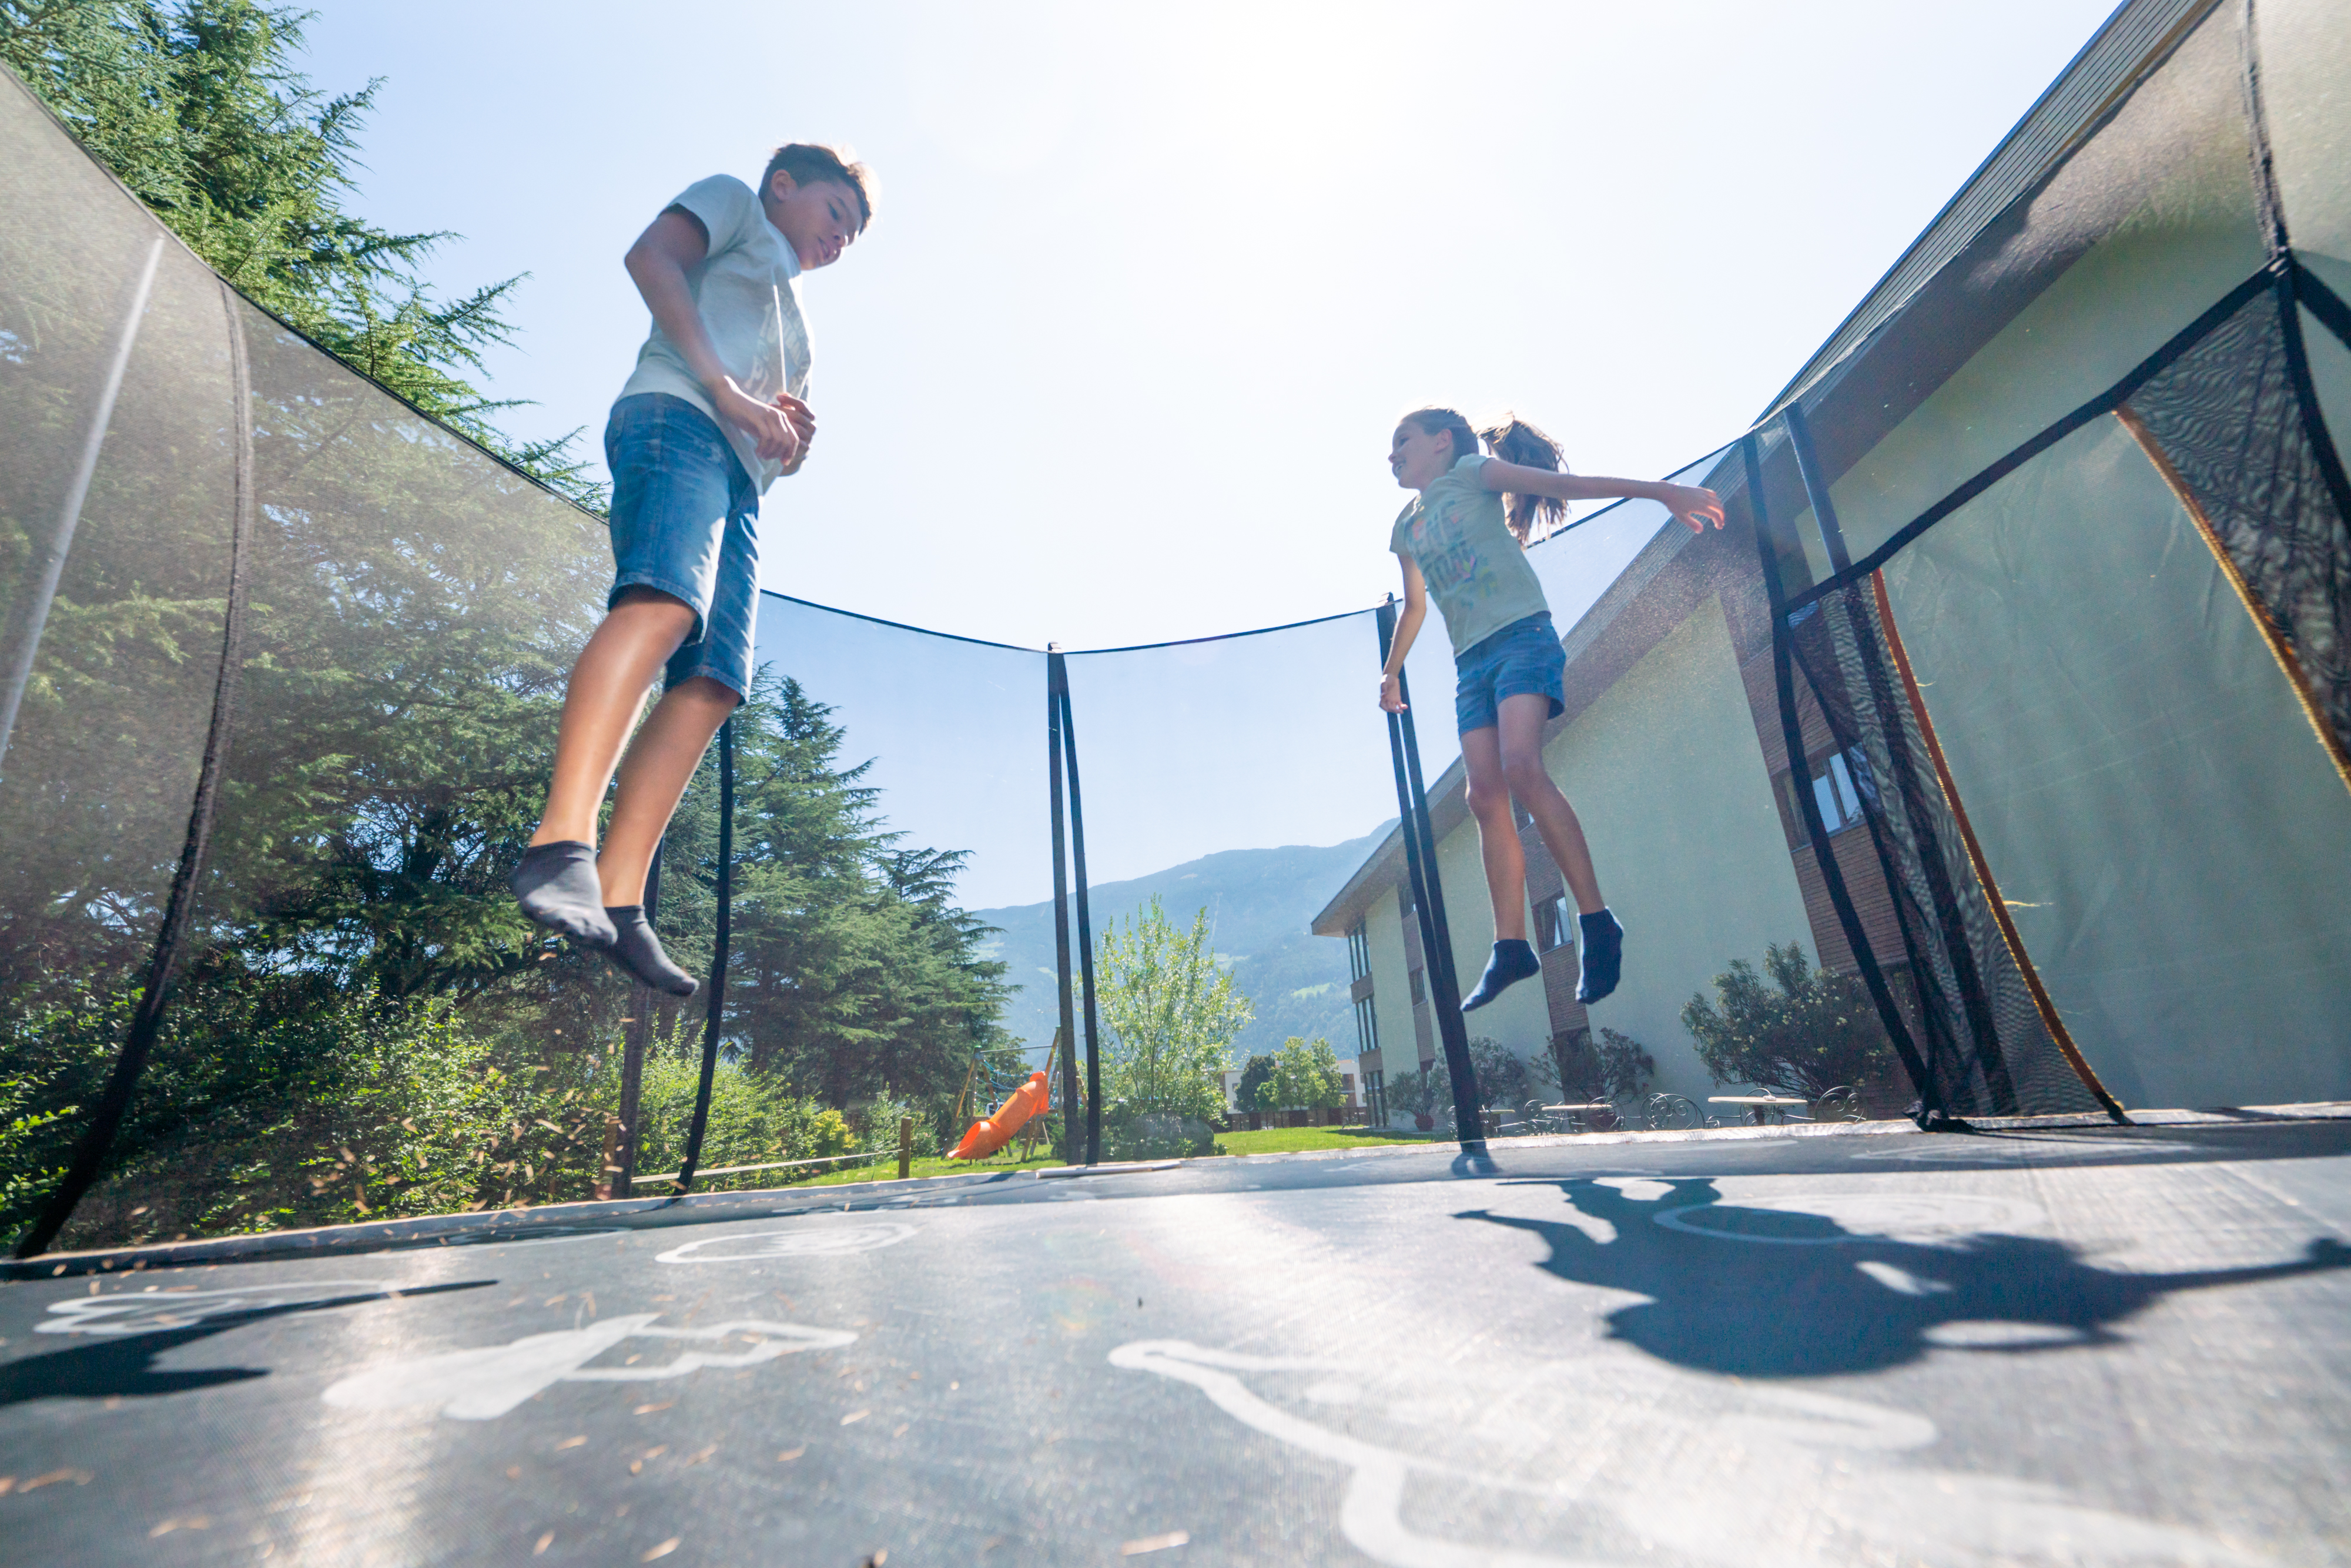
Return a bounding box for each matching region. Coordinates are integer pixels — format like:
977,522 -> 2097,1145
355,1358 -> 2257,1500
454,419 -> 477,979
776,1447 -> 806,1462
634,1401 -> 674,1415
534,1532 -> 554,1556
555,1436 -> 587,1450
642,1539 -> 680,1561
24,1470 -> 92,1491
1121,1530 -> 1190,1555
149,1517 -> 211,1537
684,1445 -> 717,1465
840,1410 -> 869,1426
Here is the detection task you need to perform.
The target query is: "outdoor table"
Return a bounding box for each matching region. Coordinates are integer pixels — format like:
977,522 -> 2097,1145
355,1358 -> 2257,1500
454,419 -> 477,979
1545,1102 -> 1616,1133
1708,1094 -> 1811,1126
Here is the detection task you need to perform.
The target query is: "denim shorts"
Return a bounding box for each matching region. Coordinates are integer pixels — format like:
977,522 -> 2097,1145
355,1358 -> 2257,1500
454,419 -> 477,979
605,393 -> 761,698
1454,611 -> 1566,733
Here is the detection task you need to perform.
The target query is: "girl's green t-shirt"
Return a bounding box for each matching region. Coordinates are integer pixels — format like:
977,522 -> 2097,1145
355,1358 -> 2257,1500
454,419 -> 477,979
1390,454 -> 1552,656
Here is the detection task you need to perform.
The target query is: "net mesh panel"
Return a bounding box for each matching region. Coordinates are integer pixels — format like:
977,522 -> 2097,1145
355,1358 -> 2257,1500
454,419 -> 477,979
2122,285 -> 2351,751
1788,584 -> 2094,1117
746,595 -> 1049,1107
1870,408 -> 2351,1110
1058,614 -> 1396,1137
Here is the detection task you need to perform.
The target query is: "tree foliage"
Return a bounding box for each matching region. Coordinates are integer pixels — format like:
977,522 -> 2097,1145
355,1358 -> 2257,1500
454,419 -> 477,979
1548,1027 -> 1656,1102
1094,896 -> 1251,1124
0,0 -> 596,498
1255,1036 -> 1345,1111
1681,940 -> 1897,1097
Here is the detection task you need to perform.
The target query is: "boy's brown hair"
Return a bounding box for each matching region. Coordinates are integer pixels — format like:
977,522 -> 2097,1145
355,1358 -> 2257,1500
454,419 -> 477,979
761,144 -> 876,231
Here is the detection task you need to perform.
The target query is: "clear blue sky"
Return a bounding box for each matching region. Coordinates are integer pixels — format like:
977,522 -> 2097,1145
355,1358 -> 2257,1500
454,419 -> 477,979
294,1 -> 2119,906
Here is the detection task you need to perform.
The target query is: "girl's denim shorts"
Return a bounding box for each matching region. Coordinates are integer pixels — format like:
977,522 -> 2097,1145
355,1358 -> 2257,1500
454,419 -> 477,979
1454,611 -> 1566,733
605,393 -> 761,698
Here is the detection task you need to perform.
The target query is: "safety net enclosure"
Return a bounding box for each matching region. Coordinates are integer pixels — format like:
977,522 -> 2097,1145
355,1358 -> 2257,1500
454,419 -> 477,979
5,0 -> 2350,1259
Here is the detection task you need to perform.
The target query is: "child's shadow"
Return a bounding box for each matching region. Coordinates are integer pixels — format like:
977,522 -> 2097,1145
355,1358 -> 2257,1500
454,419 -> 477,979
0,1279 -> 489,1407
1462,1178 -> 2350,1377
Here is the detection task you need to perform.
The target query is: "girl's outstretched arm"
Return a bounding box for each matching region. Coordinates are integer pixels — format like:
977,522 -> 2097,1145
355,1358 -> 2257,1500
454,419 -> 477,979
1379,554 -> 1428,713
1479,460 -> 1725,534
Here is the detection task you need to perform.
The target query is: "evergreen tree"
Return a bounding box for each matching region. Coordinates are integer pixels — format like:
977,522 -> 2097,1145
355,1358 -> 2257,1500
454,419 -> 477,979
0,0 -> 596,500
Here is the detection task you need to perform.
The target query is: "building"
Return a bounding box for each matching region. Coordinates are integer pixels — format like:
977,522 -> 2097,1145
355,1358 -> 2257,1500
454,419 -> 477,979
1316,0 -> 2351,1119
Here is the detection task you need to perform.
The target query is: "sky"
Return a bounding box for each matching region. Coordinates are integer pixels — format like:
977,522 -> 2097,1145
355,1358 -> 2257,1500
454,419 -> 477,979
289,2 -> 2122,909
297,0 -> 2118,654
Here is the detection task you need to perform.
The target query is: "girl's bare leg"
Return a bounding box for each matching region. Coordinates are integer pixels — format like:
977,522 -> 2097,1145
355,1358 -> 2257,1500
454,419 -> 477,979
531,588 -> 700,847
1494,692 -> 1605,913
1460,724 -> 1529,940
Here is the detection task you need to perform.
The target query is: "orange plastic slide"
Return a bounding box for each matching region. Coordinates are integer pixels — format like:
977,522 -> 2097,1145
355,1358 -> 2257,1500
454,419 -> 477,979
950,1071 -> 1050,1160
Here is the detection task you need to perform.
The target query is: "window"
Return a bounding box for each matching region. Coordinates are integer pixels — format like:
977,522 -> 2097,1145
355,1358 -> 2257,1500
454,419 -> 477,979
1353,993 -> 1379,1057
1345,918 -> 1371,984
1779,746 -> 1878,840
1367,1070 -> 1387,1123
1533,893 -> 1575,953
1408,967 -> 1426,1006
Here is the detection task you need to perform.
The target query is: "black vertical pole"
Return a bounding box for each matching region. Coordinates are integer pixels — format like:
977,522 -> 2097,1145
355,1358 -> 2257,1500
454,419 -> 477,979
614,837 -> 663,1198
1058,685 -> 1103,1165
674,718 -> 734,1191
1746,434 -> 1943,1120
1046,650 -> 1080,1164
1783,402 -> 1855,574
1375,601 -> 1485,1156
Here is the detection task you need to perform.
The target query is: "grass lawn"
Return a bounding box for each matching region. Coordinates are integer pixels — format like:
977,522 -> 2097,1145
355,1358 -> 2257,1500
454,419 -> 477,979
677,1124 -> 1438,1195
1214,1125 -> 1441,1156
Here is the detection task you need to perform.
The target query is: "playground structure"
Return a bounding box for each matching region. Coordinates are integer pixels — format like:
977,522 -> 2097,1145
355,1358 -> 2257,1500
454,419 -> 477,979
1,0 -> 2347,1268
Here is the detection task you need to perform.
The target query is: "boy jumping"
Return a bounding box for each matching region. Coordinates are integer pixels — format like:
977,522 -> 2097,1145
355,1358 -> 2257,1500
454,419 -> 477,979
510,145 -> 875,994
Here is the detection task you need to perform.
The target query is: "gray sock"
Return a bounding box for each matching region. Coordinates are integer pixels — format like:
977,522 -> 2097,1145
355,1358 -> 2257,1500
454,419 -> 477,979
509,841 -> 616,949
603,906 -> 698,997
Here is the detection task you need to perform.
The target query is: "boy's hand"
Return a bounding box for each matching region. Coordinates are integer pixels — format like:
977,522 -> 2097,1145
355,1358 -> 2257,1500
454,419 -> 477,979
775,393 -> 816,476
1657,483 -> 1726,534
1379,671 -> 1408,714
711,378 -> 803,467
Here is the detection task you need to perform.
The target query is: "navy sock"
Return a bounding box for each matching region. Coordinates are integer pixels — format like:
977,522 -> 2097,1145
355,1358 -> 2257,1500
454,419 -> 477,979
1576,909 -> 1624,1005
1462,939 -> 1540,1012
603,906 -> 698,997
509,841 -> 616,949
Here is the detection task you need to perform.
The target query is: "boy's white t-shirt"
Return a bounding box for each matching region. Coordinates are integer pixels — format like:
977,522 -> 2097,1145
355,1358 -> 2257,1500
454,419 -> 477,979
615,173 -> 812,494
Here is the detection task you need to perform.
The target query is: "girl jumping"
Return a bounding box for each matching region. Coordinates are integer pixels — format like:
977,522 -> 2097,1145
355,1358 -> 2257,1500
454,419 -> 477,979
1378,408 -> 1723,1011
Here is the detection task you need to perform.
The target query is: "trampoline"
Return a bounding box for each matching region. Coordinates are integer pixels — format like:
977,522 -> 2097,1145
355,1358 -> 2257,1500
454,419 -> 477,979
5,0 -> 2351,1560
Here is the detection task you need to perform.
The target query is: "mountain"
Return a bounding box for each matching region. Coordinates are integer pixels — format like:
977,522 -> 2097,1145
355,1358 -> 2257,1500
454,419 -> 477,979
969,826 -> 1393,1068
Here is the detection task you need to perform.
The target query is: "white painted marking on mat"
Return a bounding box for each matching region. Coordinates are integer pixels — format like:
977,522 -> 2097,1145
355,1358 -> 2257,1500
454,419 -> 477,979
323,1315 -> 855,1419
1855,1260 -> 1955,1296
655,1223 -> 915,1264
1653,1192 -> 2045,1245
38,1281 -> 391,1336
1920,1321 -> 2089,1349
1111,1339 -> 2270,1566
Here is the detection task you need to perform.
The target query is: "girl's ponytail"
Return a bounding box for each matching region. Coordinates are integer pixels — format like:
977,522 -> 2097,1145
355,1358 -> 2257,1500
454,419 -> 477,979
1479,414 -> 1570,544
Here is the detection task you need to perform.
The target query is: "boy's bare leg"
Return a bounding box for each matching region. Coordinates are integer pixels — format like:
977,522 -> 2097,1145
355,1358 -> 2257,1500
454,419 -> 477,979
1495,691 -> 1622,1003
597,675 -> 739,905
530,589 -> 700,848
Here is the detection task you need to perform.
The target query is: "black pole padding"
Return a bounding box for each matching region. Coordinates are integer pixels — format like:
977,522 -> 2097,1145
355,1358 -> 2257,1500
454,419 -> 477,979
1375,601 -> 1485,1157
16,287 -> 255,1260
1782,401 -> 1855,575
1046,651 -> 1080,1164
1058,686 -> 1103,1165
614,837 -> 664,1198
1745,434 -> 1947,1125
674,717 -> 735,1192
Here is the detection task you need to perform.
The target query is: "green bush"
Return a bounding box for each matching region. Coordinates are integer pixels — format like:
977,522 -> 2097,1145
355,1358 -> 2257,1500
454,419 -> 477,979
1546,1027 -> 1657,1102
1682,940 -> 1898,1098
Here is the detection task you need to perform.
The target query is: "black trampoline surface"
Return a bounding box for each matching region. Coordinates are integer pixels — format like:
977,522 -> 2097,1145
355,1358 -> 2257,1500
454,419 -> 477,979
4,1118 -> 2349,1566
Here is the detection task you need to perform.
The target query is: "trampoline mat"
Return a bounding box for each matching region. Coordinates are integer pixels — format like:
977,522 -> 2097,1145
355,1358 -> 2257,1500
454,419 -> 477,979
2,1122 -> 2347,1566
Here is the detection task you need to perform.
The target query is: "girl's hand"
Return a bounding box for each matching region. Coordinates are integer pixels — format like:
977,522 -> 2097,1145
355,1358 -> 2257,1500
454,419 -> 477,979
1657,483 -> 1726,534
1379,671 -> 1408,714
